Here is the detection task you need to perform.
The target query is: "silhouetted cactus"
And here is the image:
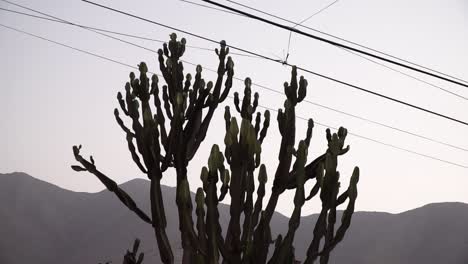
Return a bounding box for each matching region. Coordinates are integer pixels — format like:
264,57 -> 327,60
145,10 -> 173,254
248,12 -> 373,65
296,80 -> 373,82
72,34 -> 359,264
123,239 -> 145,264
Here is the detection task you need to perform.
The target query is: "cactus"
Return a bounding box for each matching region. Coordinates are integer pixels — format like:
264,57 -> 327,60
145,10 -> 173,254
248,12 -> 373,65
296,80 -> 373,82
72,34 -> 233,264
123,239 -> 145,264
71,34 -> 359,264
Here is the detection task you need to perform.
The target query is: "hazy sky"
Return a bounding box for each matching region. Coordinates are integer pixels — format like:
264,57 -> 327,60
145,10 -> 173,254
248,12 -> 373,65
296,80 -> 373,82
1,0 -> 467,216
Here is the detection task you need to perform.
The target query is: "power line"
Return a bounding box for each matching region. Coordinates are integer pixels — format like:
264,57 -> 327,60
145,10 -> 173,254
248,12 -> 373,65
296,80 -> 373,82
1,22 -> 466,169
78,0 -> 468,127
0,23 -> 144,72
256,104 -> 468,169
294,0 -> 340,26
179,0 -> 243,16
285,0 -> 340,64
223,0 -> 468,86
0,5 -> 257,58
178,60 -> 468,153
343,49 -> 468,101
247,80 -> 468,152
4,0 -> 467,152
202,0 -> 468,89
0,7 -> 171,43
187,1 -> 468,101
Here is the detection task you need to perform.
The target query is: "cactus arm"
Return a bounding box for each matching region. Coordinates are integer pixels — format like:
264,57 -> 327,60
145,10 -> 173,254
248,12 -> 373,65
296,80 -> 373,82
336,190 -> 349,205
114,108 -> 136,137
317,167 -> 360,259
150,177 -> 175,264
303,207 -> 328,264
184,45 -> 233,161
157,48 -> 171,89
195,188 -> 208,257
123,239 -> 145,264
224,116 -> 261,262
114,109 -> 148,174
251,164 -> 267,229
212,41 -> 228,100
303,129 -> 358,264
218,170 -> 230,201
219,56 -> 234,103
162,85 -> 173,120
223,163 -> 244,263
252,92 -> 259,113
270,141 -> 308,264
234,92 -> 241,113
151,75 -> 169,154
297,76 -> 308,103
117,91 -> 129,116
252,67 -> 301,264
258,110 -> 270,143
254,112 -> 261,136
183,67 -> 202,120
305,179 -> 321,201
202,145 -> 225,263
304,119 -> 314,147
240,79 -> 252,120
71,145 -> 152,224
240,170 -> 255,247
240,164 -> 267,263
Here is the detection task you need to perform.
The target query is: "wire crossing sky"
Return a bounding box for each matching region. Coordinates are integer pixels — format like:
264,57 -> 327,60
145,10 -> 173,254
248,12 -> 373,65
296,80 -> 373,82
2,20 -> 467,170
177,1 -> 468,101
223,0 -> 468,86
1,0 -> 467,215
203,0 -> 468,88
80,0 -> 468,126
0,4 -> 466,155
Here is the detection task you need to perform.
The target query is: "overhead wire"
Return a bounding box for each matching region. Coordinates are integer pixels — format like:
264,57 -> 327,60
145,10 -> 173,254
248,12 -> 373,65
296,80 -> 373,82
223,0 -> 468,86
202,0 -> 468,89
77,0 -> 468,127
179,0 -> 243,17
286,0 -> 340,61
343,49 -> 468,101
294,0 -> 340,25
2,2 -> 466,152
0,23 -> 146,72
0,5 -> 258,58
188,1 -> 468,101
1,22 -> 467,169
256,103 -> 468,169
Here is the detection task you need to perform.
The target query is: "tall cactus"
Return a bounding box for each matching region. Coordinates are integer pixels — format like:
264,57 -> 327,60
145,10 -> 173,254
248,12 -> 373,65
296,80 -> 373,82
72,34 -> 233,264
71,34 -> 359,264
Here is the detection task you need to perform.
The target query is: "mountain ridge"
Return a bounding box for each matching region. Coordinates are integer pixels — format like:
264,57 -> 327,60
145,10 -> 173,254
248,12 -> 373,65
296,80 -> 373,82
5,171 -> 462,216
1,172 -> 468,264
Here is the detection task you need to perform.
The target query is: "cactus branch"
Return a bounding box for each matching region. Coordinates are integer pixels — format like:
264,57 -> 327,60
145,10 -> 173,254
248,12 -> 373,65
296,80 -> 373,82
71,146 -> 152,225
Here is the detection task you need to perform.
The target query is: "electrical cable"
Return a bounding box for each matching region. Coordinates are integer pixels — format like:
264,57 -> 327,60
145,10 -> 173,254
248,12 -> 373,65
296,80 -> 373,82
77,0 -> 468,127
201,0 -> 468,89
181,2 -> 468,101
223,0 -> 468,86
2,3 -> 466,152
1,22 -> 466,169
0,5 -> 257,58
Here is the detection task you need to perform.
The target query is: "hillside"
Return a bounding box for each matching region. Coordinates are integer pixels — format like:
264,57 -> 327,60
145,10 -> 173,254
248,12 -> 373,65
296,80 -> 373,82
1,172 -> 467,263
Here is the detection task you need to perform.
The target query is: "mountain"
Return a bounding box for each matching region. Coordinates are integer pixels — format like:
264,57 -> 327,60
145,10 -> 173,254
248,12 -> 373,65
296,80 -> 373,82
1,172 -> 467,264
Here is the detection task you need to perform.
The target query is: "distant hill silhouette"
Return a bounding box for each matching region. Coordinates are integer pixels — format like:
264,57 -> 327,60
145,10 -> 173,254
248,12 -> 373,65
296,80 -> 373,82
1,172 -> 468,264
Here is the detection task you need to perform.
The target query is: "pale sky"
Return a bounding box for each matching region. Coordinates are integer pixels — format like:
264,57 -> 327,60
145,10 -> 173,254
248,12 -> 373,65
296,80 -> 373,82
1,0 -> 467,216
